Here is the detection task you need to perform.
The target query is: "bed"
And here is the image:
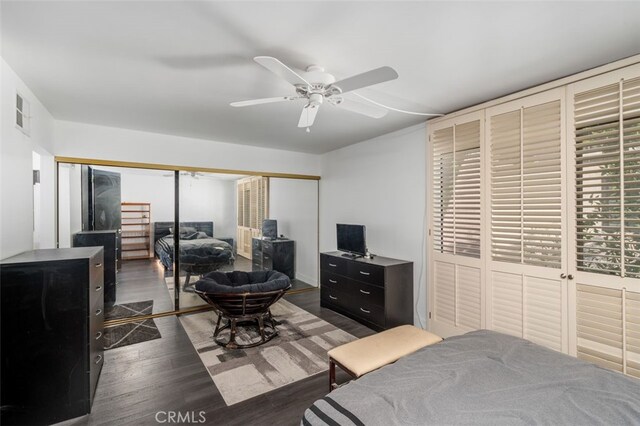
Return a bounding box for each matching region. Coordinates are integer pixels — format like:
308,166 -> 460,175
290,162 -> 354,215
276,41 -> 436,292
153,221 -> 234,271
303,330 -> 640,425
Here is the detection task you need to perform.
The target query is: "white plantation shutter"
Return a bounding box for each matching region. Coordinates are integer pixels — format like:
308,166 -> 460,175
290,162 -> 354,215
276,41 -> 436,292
491,111 -> 522,263
523,102 -> 562,268
454,122 -> 482,258
432,127 -> 455,254
434,261 -> 455,324
576,284 -> 624,372
491,271 -> 523,337
575,76 -> 640,278
429,113 -> 483,337
626,291 -> 640,378
575,83 -> 622,276
490,101 -> 562,268
486,91 -> 566,353
456,265 -> 481,329
623,77 -> 640,279
432,121 -> 481,258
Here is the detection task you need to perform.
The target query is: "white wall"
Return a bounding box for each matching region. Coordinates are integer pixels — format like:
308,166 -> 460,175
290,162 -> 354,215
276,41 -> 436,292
54,120 -> 321,176
319,123 -> 428,326
269,178 -> 319,286
0,58 -> 55,259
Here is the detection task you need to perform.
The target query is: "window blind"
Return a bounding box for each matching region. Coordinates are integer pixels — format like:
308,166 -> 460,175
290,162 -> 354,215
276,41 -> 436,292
575,77 -> 640,278
432,121 -> 481,258
490,101 -> 562,268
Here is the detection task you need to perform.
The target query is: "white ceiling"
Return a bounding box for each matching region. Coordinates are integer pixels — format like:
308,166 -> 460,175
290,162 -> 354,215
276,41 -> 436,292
2,1 -> 640,154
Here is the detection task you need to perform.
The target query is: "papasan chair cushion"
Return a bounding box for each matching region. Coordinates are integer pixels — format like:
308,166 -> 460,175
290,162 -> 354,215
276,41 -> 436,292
195,270 -> 291,294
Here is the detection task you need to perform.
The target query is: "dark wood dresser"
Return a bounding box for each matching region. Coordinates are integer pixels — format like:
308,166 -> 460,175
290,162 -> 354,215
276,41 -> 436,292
320,251 -> 413,331
252,237 -> 295,279
74,230 -> 118,307
0,248 -> 105,425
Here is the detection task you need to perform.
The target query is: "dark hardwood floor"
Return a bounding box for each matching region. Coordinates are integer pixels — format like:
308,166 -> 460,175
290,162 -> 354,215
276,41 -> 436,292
60,290 -> 373,426
115,257 -> 316,315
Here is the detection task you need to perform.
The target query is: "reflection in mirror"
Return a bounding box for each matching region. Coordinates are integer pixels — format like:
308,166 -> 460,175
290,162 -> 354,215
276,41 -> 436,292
176,171 -> 243,309
175,172 -> 320,310
58,163 -> 176,322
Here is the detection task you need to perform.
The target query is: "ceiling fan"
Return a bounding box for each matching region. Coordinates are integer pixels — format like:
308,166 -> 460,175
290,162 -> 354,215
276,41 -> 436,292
230,56 -> 399,131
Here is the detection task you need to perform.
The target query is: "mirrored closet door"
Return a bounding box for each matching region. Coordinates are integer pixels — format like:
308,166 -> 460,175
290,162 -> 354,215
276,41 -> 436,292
58,163 -> 176,321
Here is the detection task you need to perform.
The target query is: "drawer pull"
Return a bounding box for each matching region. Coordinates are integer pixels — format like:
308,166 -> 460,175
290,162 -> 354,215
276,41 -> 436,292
359,289 -> 371,295
95,263 -> 102,268
328,263 -> 337,267
359,271 -> 370,276
95,286 -> 102,292
95,355 -> 103,364
360,308 -> 371,314
329,295 -> 338,300
96,331 -> 103,340
95,309 -> 102,316
329,279 -> 337,284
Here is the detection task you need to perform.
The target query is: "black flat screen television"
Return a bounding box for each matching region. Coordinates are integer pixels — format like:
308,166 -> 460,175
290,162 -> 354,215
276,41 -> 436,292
263,219 -> 278,239
337,224 -> 366,256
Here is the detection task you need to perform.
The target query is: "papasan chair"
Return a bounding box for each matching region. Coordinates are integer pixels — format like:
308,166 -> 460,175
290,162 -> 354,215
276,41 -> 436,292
194,270 -> 291,349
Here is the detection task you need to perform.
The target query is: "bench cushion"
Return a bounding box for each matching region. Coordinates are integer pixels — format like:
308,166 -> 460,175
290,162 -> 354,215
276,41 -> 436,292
328,325 -> 442,377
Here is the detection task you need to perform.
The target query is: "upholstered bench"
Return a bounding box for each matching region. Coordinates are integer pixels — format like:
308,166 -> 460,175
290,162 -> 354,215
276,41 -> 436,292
327,325 -> 443,390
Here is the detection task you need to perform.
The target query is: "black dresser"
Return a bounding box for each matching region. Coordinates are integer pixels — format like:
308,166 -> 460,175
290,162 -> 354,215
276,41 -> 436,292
74,230 -> 118,307
320,251 -> 413,331
252,237 -> 295,279
0,248 -> 105,425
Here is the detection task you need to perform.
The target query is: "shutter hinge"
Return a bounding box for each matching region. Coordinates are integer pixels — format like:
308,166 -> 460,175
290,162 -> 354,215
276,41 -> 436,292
428,312 -> 432,319
428,228 -> 432,236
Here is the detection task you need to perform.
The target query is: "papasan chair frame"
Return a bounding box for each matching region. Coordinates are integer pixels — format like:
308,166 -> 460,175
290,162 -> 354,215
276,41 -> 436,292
194,271 -> 291,349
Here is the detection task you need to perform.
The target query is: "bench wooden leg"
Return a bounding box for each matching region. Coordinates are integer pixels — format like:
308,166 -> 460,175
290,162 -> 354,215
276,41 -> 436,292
329,358 -> 336,392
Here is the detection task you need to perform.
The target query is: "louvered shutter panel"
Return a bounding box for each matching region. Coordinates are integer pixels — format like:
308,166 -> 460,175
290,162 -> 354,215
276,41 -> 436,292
626,291 -> 640,378
522,101 -> 562,268
576,284 -> 623,372
432,127 -> 455,254
434,261 -> 455,325
491,101 -> 562,267
456,265 -> 481,329
491,110 -> 522,263
454,121 -> 481,257
575,83 -> 622,276
623,77 -> 640,278
491,271 -> 523,337
524,276 -> 563,351
237,182 -> 243,226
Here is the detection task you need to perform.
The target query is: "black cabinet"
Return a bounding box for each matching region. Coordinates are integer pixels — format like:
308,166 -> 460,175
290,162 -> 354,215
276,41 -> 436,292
252,238 -> 295,279
320,251 -> 413,331
0,248 -> 105,425
74,230 -> 118,306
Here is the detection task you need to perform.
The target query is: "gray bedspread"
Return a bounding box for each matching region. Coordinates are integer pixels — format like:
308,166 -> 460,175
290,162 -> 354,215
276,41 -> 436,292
303,330 -> 640,425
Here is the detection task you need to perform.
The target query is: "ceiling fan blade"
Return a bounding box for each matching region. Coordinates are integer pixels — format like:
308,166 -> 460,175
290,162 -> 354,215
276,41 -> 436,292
331,66 -> 398,94
230,96 -> 298,107
332,97 -> 388,118
254,56 -> 311,87
298,104 -> 319,128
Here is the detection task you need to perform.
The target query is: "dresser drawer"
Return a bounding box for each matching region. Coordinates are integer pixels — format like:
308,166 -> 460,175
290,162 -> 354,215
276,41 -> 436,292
348,262 -> 384,287
354,301 -> 385,327
352,281 -> 384,308
321,271 -> 347,291
262,240 -> 273,253
321,254 -> 347,276
252,238 -> 262,253
320,286 -> 349,310
89,253 -> 104,305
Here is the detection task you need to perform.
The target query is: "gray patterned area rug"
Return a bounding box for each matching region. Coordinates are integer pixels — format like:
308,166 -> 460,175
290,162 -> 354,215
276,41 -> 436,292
179,299 -> 356,405
104,319 -> 161,350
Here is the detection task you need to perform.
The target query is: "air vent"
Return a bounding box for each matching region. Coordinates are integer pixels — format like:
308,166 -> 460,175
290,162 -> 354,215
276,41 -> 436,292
16,92 -> 30,136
